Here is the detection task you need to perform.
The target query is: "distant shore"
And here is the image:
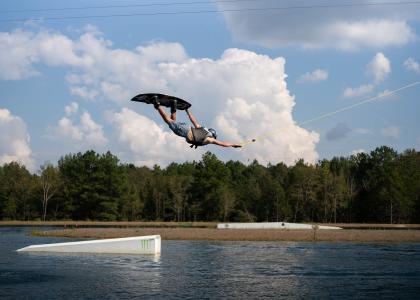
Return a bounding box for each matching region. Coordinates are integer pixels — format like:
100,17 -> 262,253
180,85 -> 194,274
2,221 -> 420,229
29,227 -> 420,243
2,221 -> 420,242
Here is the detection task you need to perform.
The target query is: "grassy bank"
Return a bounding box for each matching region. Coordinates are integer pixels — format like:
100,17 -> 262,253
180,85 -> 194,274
31,227 -> 420,243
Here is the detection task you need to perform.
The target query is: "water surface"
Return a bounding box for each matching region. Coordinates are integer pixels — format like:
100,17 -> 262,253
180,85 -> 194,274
1,227 -> 419,299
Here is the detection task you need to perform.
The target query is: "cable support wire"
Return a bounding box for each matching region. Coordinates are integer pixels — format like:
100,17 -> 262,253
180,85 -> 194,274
1,1 -> 420,23
0,0 -> 261,14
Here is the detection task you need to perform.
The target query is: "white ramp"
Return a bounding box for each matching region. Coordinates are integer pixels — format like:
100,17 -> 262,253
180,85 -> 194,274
17,235 -> 161,255
217,222 -> 341,230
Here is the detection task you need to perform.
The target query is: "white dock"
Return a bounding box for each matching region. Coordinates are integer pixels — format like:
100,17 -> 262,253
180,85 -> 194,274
217,222 -> 342,230
17,235 -> 161,255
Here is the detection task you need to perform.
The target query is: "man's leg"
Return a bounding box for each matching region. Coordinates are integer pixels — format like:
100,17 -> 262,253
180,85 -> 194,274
170,110 -> 176,121
156,106 -> 173,125
170,99 -> 177,121
154,96 -> 176,123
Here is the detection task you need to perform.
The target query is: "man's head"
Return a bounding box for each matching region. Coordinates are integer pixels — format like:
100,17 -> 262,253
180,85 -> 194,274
208,128 -> 217,139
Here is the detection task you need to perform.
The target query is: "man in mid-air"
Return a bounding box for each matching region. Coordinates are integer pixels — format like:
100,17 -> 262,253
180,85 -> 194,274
153,98 -> 242,148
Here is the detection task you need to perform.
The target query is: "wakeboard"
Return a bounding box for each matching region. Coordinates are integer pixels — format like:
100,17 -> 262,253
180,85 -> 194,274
131,93 -> 191,110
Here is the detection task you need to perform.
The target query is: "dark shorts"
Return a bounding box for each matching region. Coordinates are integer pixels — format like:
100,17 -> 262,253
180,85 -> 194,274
168,121 -> 190,138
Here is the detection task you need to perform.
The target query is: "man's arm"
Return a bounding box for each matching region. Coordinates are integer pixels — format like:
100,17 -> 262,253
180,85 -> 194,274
186,109 -> 201,128
207,138 -> 242,148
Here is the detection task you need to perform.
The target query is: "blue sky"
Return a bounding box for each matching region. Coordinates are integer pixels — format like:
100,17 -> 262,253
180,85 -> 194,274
1,0 -> 419,171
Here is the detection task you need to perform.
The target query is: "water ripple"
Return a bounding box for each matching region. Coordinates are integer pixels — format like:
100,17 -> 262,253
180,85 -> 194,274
1,228 -> 420,299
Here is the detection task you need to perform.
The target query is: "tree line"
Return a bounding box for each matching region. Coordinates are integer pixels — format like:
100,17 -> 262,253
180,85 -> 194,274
0,146 -> 419,223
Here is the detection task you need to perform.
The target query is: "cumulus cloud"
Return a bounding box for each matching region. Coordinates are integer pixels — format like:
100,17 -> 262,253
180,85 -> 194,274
326,123 -> 352,141
217,0 -> 417,50
381,126 -> 400,139
57,117 -> 83,140
80,112 -> 108,145
0,108 -> 35,171
136,42 -> 187,63
367,52 -> 391,84
50,104 -> 107,148
65,102 -> 79,116
70,86 -> 99,100
343,84 -> 374,98
0,29 -> 84,80
1,28 -> 320,166
343,52 -> 391,98
404,57 -> 420,74
297,69 -> 328,83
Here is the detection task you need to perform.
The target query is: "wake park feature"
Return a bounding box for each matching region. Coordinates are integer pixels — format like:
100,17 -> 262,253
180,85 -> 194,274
217,222 -> 342,230
17,235 -> 161,255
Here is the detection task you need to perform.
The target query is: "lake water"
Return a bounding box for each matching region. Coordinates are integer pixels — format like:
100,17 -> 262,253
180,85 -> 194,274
1,227 -> 420,299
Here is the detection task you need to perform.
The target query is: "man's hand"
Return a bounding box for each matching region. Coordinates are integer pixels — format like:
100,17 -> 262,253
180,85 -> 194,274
210,138 -> 242,148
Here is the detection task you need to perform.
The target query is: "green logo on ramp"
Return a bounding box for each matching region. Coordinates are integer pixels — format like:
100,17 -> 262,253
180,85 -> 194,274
140,239 -> 149,250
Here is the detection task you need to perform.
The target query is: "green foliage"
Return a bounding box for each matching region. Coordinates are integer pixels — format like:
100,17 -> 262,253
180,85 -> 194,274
353,146 -> 403,223
58,151 -> 124,221
189,152 -> 232,221
1,147 -> 420,223
0,162 -> 38,220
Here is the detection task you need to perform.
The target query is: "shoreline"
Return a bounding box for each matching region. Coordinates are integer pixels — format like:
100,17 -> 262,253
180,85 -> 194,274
31,227 -> 420,243
2,221 -> 420,230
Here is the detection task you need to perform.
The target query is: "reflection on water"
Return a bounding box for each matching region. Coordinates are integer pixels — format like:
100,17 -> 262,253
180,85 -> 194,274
1,227 -> 420,299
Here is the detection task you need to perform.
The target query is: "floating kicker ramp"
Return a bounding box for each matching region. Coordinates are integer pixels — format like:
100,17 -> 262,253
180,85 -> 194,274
17,235 -> 161,255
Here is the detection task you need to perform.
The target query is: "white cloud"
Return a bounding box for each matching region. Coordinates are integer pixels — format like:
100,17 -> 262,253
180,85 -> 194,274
351,149 -> 366,156
217,1 -> 417,50
50,106 -> 107,148
381,126 -> 400,139
70,86 -> 99,100
0,108 -> 35,171
1,28 -> 320,166
57,117 -> 83,140
0,29 -> 84,80
65,102 -> 79,116
377,89 -> 391,98
343,84 -> 374,98
404,57 -> 420,74
343,52 -> 391,98
136,42 -> 188,63
215,96 -> 319,165
297,69 -> 328,83
375,89 -> 400,102
367,52 -> 391,84
80,112 -> 108,146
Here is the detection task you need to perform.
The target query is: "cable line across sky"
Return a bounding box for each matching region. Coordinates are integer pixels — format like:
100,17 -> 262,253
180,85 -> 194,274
1,1 -> 420,23
240,81 -> 420,147
0,0 -> 262,14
